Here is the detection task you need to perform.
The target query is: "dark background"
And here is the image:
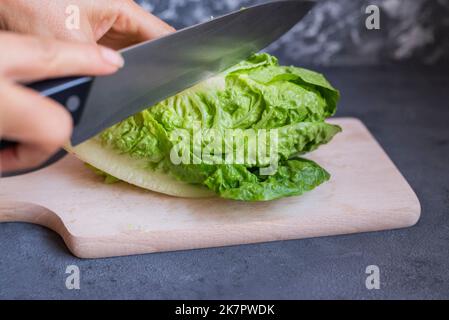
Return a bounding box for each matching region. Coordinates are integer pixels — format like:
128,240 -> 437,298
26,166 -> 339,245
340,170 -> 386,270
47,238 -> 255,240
139,0 -> 449,66
0,0 -> 448,300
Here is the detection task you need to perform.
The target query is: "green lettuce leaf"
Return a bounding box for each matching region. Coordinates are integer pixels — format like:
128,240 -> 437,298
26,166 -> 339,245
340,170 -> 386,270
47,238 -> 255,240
205,159 -> 330,201
98,53 -> 341,201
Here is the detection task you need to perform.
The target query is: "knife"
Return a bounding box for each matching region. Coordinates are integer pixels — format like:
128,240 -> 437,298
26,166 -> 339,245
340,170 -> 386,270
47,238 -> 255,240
0,0 -> 315,174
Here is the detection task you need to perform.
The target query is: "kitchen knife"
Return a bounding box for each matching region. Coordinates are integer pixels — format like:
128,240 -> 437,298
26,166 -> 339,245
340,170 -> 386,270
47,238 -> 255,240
0,0 -> 315,171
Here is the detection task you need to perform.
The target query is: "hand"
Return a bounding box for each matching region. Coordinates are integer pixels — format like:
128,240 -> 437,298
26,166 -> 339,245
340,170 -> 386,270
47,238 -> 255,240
0,0 -> 175,49
0,31 -> 125,174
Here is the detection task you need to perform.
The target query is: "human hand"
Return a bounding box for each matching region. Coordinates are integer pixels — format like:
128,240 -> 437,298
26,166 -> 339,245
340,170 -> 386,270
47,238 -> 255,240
0,0 -> 175,49
0,31 -> 125,173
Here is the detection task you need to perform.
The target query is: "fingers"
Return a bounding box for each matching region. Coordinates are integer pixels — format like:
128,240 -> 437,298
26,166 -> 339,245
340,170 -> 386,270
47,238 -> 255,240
0,81 -> 72,173
0,31 -> 124,83
98,0 -> 175,49
125,0 -> 175,39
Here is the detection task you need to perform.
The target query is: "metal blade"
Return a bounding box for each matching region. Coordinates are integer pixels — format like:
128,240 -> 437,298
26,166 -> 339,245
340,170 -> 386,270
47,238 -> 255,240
72,0 -> 316,145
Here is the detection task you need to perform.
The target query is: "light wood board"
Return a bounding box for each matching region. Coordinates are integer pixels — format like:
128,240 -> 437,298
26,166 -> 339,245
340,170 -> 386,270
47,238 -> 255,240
0,118 -> 421,258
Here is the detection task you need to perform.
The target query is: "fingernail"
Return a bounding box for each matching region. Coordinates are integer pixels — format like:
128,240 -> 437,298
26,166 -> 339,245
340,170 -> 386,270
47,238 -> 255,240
100,47 -> 125,68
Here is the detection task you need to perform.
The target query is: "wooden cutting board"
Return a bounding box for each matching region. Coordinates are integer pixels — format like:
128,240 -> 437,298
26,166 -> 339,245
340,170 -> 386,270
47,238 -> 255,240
0,118 -> 420,258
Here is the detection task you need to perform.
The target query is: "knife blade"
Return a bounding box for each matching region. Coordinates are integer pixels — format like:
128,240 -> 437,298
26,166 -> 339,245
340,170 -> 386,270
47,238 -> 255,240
1,0 -> 315,149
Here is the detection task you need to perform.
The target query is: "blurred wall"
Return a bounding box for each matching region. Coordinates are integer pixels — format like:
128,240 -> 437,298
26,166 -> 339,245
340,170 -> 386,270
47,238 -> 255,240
137,0 -> 449,66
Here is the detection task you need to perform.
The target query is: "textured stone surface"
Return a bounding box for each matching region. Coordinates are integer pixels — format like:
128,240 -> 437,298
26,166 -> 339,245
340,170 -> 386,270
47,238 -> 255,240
1,64 -> 448,299
138,0 -> 449,65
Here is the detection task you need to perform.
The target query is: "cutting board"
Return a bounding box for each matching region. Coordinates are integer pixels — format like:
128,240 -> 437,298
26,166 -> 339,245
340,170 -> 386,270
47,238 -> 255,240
0,118 -> 420,258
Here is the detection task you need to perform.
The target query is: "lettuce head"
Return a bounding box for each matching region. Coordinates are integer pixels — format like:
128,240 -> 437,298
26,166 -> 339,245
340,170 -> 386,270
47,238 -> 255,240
67,53 -> 341,201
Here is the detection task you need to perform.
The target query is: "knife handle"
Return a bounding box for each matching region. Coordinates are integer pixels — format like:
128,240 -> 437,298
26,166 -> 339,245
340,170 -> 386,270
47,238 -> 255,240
0,76 -> 93,176
0,76 -> 93,151
30,76 -> 93,125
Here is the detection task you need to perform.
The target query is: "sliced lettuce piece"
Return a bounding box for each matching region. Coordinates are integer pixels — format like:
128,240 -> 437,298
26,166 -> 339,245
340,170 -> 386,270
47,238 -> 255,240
205,159 -> 330,201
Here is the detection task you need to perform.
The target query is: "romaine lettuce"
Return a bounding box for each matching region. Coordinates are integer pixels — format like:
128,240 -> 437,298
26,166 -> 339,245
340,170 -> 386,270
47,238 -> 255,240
92,53 -> 341,201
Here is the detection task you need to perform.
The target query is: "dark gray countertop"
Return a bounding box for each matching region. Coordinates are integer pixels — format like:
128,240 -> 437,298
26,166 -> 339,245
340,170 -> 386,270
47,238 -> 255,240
1,65 -> 448,300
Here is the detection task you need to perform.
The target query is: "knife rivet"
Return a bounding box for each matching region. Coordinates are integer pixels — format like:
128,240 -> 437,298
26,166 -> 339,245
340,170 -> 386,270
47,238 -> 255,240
66,95 -> 81,113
